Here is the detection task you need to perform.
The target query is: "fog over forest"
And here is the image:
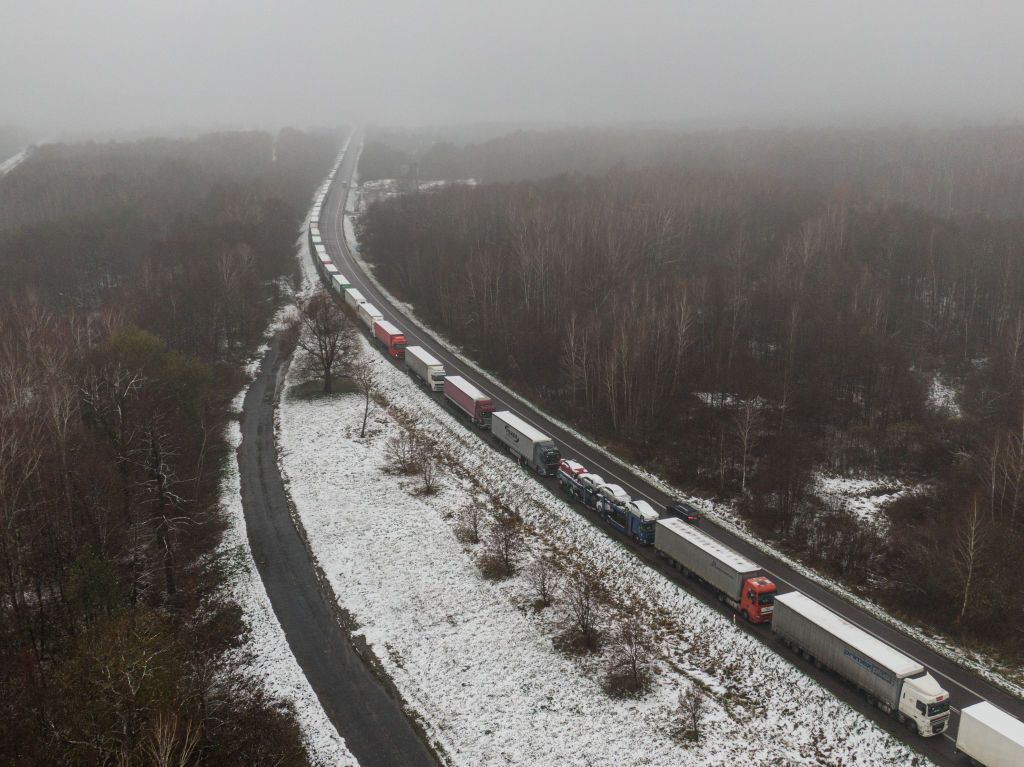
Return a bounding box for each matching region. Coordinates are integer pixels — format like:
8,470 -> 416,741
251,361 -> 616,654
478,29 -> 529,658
3,0 -> 1023,136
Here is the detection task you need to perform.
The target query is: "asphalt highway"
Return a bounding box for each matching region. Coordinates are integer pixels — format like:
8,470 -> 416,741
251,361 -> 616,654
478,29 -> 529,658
319,132 -> 1023,766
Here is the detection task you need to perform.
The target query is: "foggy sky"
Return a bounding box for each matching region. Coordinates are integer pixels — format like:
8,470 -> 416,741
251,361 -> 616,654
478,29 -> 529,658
3,0 -> 1023,136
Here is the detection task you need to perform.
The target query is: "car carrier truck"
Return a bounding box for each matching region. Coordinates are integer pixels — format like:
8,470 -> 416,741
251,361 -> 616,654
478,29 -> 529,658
491,410 -> 561,476
443,376 -> 495,428
955,702 -> 1024,766
773,592 -> 950,737
654,518 -> 777,623
609,499 -> 658,544
405,346 -> 445,391
372,319 -> 406,359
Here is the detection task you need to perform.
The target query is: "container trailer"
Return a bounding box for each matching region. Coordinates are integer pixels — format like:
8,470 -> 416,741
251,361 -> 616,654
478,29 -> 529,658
443,376 -> 495,428
357,302 -> 384,330
772,592 -> 950,736
491,411 -> 561,476
404,346 -> 446,391
955,702 -> 1024,767
372,319 -> 406,358
344,288 -> 366,310
331,273 -> 351,293
654,518 -> 777,623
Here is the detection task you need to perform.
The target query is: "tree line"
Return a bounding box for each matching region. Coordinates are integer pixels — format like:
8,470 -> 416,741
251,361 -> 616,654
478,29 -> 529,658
359,131 -> 1024,661
0,129 -> 340,764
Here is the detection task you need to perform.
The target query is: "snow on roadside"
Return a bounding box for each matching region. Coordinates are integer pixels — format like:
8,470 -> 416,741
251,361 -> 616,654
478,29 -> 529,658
219,392 -> 357,767
338,163 -> 1024,701
277,338 -> 929,767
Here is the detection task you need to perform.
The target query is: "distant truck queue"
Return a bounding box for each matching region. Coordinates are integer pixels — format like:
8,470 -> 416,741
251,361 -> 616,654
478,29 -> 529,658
305,170 -> 1024,749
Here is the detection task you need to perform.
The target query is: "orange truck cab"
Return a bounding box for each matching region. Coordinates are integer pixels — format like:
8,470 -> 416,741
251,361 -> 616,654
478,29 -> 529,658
740,576 -> 777,623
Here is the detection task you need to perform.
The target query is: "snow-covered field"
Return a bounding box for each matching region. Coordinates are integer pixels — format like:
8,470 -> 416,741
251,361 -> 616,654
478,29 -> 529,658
927,374 -> 961,417
277,332 -> 929,765
219,393 -> 356,767
0,147 -> 29,177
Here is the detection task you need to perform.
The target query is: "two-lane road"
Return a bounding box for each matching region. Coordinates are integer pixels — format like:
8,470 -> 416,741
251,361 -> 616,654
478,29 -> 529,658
320,132 -> 1023,766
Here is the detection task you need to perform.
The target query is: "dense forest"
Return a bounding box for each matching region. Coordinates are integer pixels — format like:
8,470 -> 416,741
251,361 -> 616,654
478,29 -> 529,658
359,127 -> 1024,662
0,129 -> 339,765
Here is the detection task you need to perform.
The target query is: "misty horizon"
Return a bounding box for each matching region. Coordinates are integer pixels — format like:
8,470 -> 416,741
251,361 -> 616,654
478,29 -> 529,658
3,0 -> 1024,138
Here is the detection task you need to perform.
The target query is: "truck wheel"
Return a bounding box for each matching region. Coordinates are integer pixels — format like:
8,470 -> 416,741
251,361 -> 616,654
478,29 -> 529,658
904,717 -> 916,733
740,610 -> 749,622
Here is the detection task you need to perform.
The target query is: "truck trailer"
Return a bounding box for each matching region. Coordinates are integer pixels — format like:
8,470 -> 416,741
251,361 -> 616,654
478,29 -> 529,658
491,410 -> 561,476
372,319 -> 406,359
773,592 -> 950,736
331,273 -> 351,294
955,702 -> 1024,767
654,518 -> 777,623
357,302 -> 384,330
443,376 -> 495,428
405,346 -> 446,391
595,483 -> 630,519
344,288 -> 366,310
577,473 -> 606,509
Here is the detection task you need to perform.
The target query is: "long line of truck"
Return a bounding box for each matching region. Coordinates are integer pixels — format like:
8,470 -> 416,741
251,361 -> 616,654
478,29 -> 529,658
307,162 -> 1024,760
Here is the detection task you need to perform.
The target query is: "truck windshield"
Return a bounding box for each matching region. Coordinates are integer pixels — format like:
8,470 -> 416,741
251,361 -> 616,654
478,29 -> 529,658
640,522 -> 655,533
757,593 -> 775,605
926,701 -> 949,717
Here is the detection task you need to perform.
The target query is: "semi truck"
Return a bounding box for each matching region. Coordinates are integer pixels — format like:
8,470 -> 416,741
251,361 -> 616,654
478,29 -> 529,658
404,346 -> 446,391
344,288 -> 366,310
491,410 -> 561,476
654,518 -> 777,623
372,319 -> 406,359
955,702 -> 1024,767
608,499 -> 658,544
443,375 -> 495,428
357,302 -> 384,330
772,592 -> 950,737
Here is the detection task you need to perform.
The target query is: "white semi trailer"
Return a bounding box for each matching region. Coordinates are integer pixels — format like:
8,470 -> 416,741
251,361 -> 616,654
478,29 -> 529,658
773,592 -> 950,736
344,288 -> 366,310
955,702 -> 1024,767
357,302 -> 384,330
491,410 -> 561,476
405,346 -> 445,391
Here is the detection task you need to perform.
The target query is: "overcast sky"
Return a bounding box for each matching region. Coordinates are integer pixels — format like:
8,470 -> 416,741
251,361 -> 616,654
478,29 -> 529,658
3,1 -> 1022,136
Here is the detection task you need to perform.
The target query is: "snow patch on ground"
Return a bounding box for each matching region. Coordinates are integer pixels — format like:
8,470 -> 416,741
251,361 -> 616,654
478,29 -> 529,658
277,335 -> 930,766
927,375 -> 961,417
336,161 -> 1024,702
814,474 -> 912,527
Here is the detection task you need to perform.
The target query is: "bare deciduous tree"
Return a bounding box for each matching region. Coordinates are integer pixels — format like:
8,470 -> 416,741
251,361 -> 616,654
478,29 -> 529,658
351,359 -> 376,438
481,507 -> 525,578
953,498 -> 988,624
733,398 -> 763,493
559,566 -> 607,653
606,612 -> 653,696
526,554 -> 560,609
455,503 -> 485,544
296,289 -> 352,393
677,686 -> 708,743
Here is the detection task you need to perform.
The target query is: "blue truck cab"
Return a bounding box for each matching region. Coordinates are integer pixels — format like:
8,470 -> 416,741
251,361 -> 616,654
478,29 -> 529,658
625,500 -> 659,545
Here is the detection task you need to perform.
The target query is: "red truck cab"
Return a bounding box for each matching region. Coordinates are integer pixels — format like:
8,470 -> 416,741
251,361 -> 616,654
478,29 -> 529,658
373,320 -> 407,359
741,576 -> 777,623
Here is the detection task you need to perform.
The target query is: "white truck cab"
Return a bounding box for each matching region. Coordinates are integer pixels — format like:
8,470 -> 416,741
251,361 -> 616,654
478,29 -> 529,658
898,671 -> 950,736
